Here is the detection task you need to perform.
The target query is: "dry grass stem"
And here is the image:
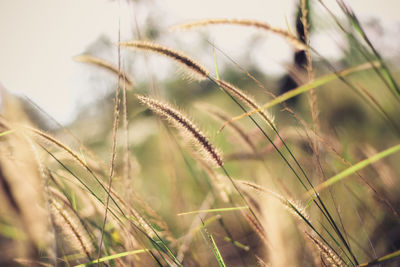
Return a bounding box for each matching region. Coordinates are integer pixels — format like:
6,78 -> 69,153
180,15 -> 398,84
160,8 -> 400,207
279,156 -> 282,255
216,80 -> 275,132
120,41 -> 210,81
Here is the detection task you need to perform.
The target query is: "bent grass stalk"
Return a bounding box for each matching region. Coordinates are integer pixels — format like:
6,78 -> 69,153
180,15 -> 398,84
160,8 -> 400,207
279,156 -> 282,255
171,18 -> 307,50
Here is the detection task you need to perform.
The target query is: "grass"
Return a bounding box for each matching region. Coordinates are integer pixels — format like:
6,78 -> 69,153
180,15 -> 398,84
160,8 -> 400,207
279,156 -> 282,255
0,0 -> 400,266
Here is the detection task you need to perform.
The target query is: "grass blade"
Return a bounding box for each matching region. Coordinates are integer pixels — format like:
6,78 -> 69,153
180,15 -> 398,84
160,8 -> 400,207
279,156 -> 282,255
178,206 -> 248,216
201,221 -> 226,267
222,61 -> 379,127
313,144 -> 400,193
75,249 -> 149,266
358,249 -> 400,267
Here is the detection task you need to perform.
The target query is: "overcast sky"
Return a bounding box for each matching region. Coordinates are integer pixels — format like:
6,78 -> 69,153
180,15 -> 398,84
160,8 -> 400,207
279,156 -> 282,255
0,0 -> 399,124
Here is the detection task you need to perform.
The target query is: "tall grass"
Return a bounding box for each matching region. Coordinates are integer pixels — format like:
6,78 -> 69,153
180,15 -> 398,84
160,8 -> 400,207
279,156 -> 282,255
1,1 -> 400,266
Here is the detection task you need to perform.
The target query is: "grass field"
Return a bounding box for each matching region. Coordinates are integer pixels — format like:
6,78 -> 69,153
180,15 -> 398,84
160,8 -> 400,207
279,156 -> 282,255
0,0 -> 400,266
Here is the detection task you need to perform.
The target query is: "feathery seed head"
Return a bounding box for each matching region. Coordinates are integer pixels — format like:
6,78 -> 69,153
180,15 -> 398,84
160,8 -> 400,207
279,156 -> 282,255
50,198 -> 94,260
137,95 -> 223,167
120,41 -> 210,81
305,232 -> 346,267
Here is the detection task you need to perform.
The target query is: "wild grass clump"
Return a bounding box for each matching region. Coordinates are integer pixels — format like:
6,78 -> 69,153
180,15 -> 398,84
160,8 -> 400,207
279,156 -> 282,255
1,0 -> 400,266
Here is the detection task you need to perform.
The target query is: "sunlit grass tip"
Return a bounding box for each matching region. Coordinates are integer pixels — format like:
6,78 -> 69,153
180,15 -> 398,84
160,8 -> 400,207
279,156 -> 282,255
137,95 -> 223,167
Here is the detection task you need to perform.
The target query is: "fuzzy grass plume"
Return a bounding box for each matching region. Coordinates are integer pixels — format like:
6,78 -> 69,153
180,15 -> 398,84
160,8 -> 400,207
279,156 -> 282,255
50,198 -> 95,261
305,232 -> 346,267
120,41 -> 210,81
137,95 -> 223,167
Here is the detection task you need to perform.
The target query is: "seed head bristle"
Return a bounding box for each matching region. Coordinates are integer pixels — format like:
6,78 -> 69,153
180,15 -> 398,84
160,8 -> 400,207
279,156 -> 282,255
50,198 -> 94,260
74,54 -> 135,87
137,95 -> 223,168
241,210 -> 267,243
120,41 -> 210,81
305,232 -> 346,267
172,18 -> 307,50
25,127 -> 92,172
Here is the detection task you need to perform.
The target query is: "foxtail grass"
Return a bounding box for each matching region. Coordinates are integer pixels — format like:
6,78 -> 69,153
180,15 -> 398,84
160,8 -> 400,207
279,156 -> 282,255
120,41 -> 210,81
305,232 -> 346,267
137,95 -> 223,167
50,198 -> 95,261
171,18 -> 307,50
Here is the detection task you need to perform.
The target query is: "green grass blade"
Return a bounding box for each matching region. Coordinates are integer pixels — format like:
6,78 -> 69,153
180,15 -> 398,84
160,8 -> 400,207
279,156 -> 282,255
313,144 -> 400,193
358,249 -> 400,267
223,237 -> 249,251
226,61 -> 379,125
341,0 -> 400,99
213,47 -> 220,80
0,129 -> 15,137
177,206 -> 248,216
209,234 -> 226,267
202,222 -> 226,267
191,215 -> 221,235
74,249 -> 149,266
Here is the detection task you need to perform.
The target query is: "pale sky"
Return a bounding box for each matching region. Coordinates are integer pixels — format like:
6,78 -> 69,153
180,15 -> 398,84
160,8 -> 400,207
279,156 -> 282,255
0,0 -> 399,124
